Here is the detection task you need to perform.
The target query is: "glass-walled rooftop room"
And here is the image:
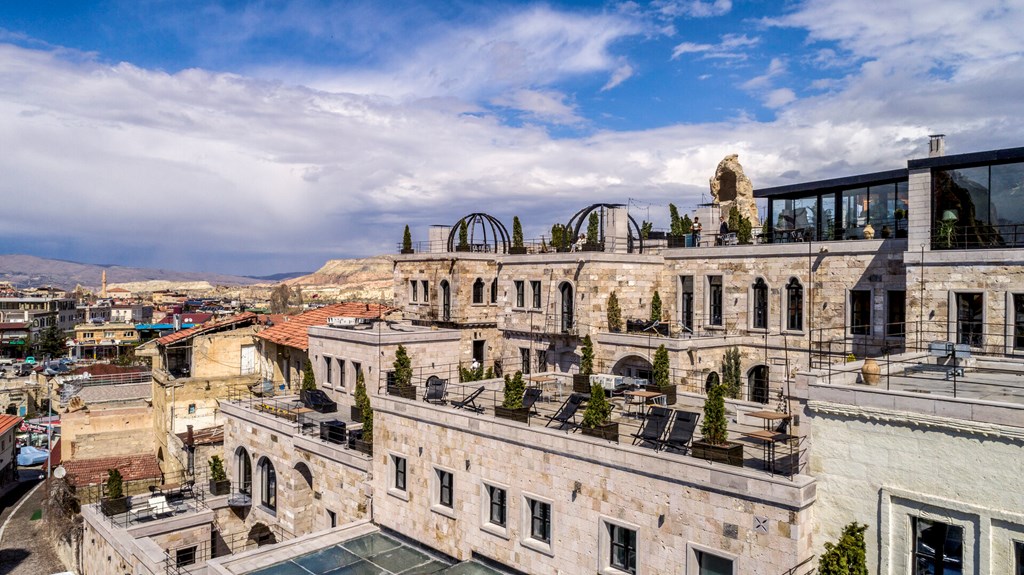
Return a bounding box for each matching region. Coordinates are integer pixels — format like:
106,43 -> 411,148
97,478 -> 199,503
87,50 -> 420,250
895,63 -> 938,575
931,158 -> 1024,249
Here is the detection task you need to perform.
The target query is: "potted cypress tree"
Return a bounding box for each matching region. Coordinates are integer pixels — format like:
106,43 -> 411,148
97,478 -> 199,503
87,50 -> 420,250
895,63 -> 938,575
691,382 -> 743,466
818,522 -> 868,575
387,345 -> 416,400
574,335 -> 595,393
351,370 -> 367,422
607,291 -> 622,333
495,371 -> 529,423
648,344 -> 676,405
101,468 -> 130,516
208,455 -> 230,496
721,346 -> 742,399
668,204 -> 686,247
509,216 -> 527,254
580,384 -> 617,442
583,212 -> 602,251
352,372 -> 373,455
456,220 -> 471,252
401,225 -> 414,254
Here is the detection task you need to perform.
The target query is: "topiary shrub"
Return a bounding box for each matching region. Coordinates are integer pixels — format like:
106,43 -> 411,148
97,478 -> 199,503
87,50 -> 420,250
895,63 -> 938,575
208,455 -> 227,482
700,383 -> 728,445
106,469 -> 124,499
301,360 -> 317,391
580,335 -> 595,377
721,346 -> 742,399
586,212 -> 600,245
501,371 -> 525,409
653,344 -> 670,390
512,216 -> 524,249
650,291 -> 662,322
393,345 -> 412,389
402,225 -> 413,252
355,371 -> 372,440
458,220 -> 469,250
818,522 -> 868,575
607,291 -> 622,332
581,384 -> 612,428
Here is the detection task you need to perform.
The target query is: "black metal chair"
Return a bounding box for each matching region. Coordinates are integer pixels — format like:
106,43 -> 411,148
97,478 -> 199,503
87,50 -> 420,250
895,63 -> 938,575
658,410 -> 700,453
630,406 -> 672,448
452,386 -> 486,413
423,376 -> 448,405
521,387 -> 542,415
545,393 -> 586,431
300,389 -> 338,413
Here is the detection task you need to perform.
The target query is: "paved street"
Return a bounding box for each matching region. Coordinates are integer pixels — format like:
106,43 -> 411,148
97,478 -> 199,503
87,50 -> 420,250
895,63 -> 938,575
0,470 -> 69,575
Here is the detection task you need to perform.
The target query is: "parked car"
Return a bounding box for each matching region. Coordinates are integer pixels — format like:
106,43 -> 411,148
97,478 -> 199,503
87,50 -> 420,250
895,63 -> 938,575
24,356 -> 36,365
17,445 -> 49,466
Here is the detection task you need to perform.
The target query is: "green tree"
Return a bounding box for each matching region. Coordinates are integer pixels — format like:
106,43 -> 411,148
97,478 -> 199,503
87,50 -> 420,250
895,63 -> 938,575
607,291 -> 622,332
458,220 -> 469,249
393,344 -> 412,389
640,220 -> 653,240
737,216 -> 753,244
579,335 -> 595,376
208,455 -> 227,482
680,214 -> 693,234
669,203 -> 683,237
512,216 -> 524,248
551,223 -> 567,251
36,324 -> 66,359
402,225 -> 413,252
581,384 -> 612,428
700,382 -> 728,445
818,522 -> 868,575
721,346 -> 742,399
301,360 -> 317,391
586,212 -> 600,244
650,291 -> 662,322
501,371 -> 526,409
653,344 -> 670,390
355,371 -> 372,440
728,205 -> 741,235
105,469 -> 124,499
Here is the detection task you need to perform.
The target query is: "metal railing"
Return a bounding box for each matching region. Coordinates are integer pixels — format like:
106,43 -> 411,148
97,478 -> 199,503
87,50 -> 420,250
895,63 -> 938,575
163,521 -> 294,575
84,467 -> 210,530
931,222 -> 1024,250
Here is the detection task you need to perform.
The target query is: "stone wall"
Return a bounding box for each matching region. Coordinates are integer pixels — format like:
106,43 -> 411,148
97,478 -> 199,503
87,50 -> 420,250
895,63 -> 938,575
394,254 -> 499,326
192,327 -> 259,379
62,403 -> 154,460
373,397 -> 816,574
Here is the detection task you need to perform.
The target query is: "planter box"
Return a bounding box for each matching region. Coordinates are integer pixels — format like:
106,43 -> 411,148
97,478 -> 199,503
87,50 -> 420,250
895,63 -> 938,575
581,422 -> 619,443
691,440 -> 744,466
667,235 -> 688,248
572,374 -> 592,394
400,248 -> 415,254
209,479 -> 231,496
508,246 -> 528,255
101,496 -> 131,517
646,385 -> 677,406
350,405 -> 364,423
387,385 -> 417,400
581,242 -> 604,252
455,246 -> 472,252
495,406 -> 530,424
352,439 -> 373,456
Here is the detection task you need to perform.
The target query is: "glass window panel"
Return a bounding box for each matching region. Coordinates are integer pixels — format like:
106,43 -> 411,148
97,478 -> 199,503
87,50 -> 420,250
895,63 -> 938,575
933,166 -> 990,248
868,183 -> 895,234
956,293 -> 983,346
696,550 -> 733,575
842,187 -> 869,239
1015,295 -> 1024,349
850,290 -> 871,335
990,162 -> 1024,246
821,194 -> 837,240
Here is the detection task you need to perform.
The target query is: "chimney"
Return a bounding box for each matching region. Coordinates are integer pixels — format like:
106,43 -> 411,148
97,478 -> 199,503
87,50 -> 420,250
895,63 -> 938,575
928,134 -> 945,158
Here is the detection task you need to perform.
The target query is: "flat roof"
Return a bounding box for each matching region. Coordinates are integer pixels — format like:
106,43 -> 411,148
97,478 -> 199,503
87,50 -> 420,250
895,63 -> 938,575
907,145 -> 1024,169
754,168 -> 907,198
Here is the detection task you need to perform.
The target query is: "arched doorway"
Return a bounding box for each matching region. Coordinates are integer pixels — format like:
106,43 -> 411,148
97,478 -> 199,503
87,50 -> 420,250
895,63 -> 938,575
246,523 -> 277,549
705,371 -> 720,393
559,283 -> 574,333
748,365 -> 769,404
440,280 -> 451,321
611,355 -> 653,383
256,457 -> 276,511
292,462 -> 315,535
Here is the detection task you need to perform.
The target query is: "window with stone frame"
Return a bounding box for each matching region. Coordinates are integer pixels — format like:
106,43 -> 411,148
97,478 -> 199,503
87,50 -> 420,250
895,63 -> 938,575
956,292 -> 984,346
515,281 -> 525,308
912,517 -> 963,575
1015,294 -> 1024,350
752,278 -> 768,330
528,498 -> 551,543
491,279 -> 498,303
531,280 -> 542,309
436,469 -> 453,508
887,290 -> 906,337
535,349 -> 547,372
421,280 -> 429,301
694,549 -> 733,575
850,290 -> 871,335
324,356 -> 332,385
258,457 -> 276,511
708,276 -> 723,326
679,275 -> 694,333
392,455 -> 406,491
175,546 -> 197,567
607,522 -> 637,574
410,280 -> 418,302
472,278 -> 485,304
1014,540 -> 1024,575
786,278 -> 803,331
520,347 -> 531,375
337,358 -> 345,389
486,484 -> 507,527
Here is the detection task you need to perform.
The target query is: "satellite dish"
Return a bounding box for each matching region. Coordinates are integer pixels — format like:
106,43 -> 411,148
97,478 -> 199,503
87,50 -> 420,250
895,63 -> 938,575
53,465 -> 66,479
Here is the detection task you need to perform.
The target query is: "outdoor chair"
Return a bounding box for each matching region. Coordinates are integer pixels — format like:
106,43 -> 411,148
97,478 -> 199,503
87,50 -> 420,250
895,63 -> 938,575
630,406 -> 673,448
301,389 -> 338,413
521,388 -> 542,415
545,393 -> 586,431
148,495 -> 174,518
658,410 -> 700,453
452,386 -> 485,413
423,376 -> 448,405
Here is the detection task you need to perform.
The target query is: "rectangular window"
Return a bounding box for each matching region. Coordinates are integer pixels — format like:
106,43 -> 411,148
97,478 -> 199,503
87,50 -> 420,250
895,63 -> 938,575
680,276 -> 694,333
325,356 -> 332,385
531,280 -> 542,309
536,349 -> 547,372
437,469 -> 453,508
515,281 -> 525,308
411,281 -> 419,302
520,347 -> 531,375
1014,540 -> 1024,575
421,280 -> 429,301
175,546 -> 197,567
327,510 -> 337,528
353,362 -> 362,379
393,456 -> 406,491
912,517 -> 963,575
887,290 -> 906,337
786,279 -> 804,332
1015,295 -> 1024,350
337,358 -> 345,389
487,484 -> 506,527
695,550 -> 733,575
491,279 -> 498,303
956,292 -> 983,346
528,498 -> 551,543
708,276 -> 723,326
850,290 -> 871,335
608,523 -> 637,574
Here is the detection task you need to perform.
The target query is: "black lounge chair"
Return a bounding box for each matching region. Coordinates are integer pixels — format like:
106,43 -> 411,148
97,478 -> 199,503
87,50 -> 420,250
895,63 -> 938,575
659,410 -> 700,453
453,386 -> 486,413
545,393 -> 586,431
631,406 -> 672,448
423,376 -> 448,405
521,388 -> 542,415
300,389 -> 338,413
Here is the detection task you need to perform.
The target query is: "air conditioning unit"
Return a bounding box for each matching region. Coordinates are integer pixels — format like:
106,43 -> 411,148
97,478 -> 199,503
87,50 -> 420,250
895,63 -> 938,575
327,316 -> 369,328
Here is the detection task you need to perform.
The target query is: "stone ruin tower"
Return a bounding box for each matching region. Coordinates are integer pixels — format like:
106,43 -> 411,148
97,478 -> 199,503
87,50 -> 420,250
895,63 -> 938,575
709,154 -> 760,228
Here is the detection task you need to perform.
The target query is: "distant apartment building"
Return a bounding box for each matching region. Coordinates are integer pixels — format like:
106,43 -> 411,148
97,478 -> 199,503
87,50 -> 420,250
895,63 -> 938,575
70,322 -> 140,360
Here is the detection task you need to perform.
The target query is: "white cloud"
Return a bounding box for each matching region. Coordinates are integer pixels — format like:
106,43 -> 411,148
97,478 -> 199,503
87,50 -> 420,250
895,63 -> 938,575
740,57 -> 787,90
671,33 -> 759,61
602,64 -> 635,91
654,0 -> 733,19
764,88 -> 797,108
491,89 -> 582,124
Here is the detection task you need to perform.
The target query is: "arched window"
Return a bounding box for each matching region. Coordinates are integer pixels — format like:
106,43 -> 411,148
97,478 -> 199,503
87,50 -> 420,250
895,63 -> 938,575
559,283 -> 575,333
786,278 -> 803,331
258,457 -> 276,510
705,371 -> 720,393
490,279 -> 498,303
752,278 -> 768,330
748,365 -> 769,404
440,280 -> 451,321
472,278 -> 484,304
235,447 -> 252,495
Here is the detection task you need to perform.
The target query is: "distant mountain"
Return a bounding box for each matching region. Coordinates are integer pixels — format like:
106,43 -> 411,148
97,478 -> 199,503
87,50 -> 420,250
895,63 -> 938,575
0,254 -> 263,290
284,256 -> 394,303
247,271 -> 312,281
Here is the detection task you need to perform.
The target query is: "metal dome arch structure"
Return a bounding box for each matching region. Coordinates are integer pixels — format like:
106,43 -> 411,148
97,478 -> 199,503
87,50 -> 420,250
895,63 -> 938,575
565,203 -> 644,254
447,213 -> 511,254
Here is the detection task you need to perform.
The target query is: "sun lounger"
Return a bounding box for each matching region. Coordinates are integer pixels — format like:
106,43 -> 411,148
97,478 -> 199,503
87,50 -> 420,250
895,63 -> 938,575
545,393 -> 586,431
452,386 -> 485,413
630,406 -> 672,448
658,410 -> 700,453
423,376 -> 448,405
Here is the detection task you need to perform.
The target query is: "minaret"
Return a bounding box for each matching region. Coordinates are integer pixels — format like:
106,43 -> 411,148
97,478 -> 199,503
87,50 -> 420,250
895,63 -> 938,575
101,271 -> 107,298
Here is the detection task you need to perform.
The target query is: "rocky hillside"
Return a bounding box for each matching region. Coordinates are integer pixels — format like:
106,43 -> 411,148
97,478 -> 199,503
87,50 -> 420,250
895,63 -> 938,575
0,254 -> 261,290
284,256 -> 394,303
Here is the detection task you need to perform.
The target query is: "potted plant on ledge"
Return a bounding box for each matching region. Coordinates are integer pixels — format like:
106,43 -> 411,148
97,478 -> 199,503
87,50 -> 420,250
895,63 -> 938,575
691,382 -> 744,466
649,344 -> 676,405
386,345 -> 417,400
580,384 -> 617,442
607,292 -> 622,333
509,216 -> 528,255
574,335 -> 595,394
352,372 -> 373,455
495,371 -> 529,423
456,220 -> 471,252
401,225 -> 414,254
101,468 -> 130,516
351,371 -> 367,422
208,455 -> 230,496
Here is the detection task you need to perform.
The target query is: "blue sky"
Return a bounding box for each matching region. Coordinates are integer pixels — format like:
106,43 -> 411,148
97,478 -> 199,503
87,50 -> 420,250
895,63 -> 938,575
1,1 -> 1022,276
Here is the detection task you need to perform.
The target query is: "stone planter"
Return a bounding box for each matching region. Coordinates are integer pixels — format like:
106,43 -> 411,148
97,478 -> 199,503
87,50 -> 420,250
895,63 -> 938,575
572,374 -> 592,394
581,421 -> 619,443
691,441 -> 744,466
400,248 -> 414,254
495,406 -> 530,424
101,496 -> 131,517
350,405 -> 364,423
352,438 -> 373,456
387,385 -> 417,400
667,235 -> 688,248
861,358 -> 881,386
455,246 -> 472,253
209,479 -> 231,496
508,246 -> 528,255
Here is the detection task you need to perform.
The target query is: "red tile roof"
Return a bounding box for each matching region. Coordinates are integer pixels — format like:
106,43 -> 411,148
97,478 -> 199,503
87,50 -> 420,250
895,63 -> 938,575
155,312 -> 258,346
0,415 -> 22,436
0,323 -> 28,330
175,425 -> 224,446
64,453 -> 162,486
255,303 -> 395,351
